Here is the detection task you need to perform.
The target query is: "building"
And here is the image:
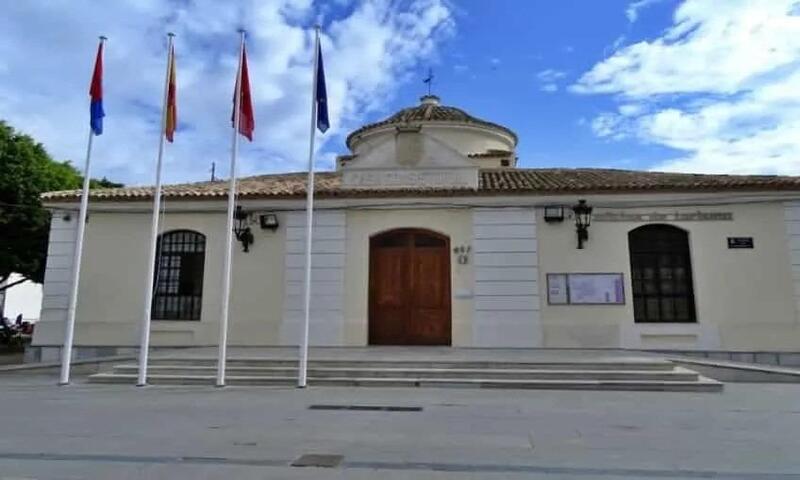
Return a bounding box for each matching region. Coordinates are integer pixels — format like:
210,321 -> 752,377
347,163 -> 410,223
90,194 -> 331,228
30,95 -> 800,361
0,273 -> 42,322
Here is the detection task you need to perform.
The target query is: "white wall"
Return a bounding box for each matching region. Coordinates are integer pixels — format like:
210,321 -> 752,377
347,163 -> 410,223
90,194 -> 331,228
472,208 -> 541,347
37,213 -> 77,332
280,210 -> 346,346
351,124 -> 514,158
33,209 -> 287,347
537,201 -> 800,350
783,201 -> 800,326
33,196 -> 800,351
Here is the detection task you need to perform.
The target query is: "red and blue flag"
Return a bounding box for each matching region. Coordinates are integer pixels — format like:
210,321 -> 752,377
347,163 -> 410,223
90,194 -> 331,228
89,40 -> 105,135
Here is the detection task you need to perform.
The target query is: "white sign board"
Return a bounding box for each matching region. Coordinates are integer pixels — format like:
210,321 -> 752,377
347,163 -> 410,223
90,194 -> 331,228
568,274 -> 625,304
547,273 -> 625,305
546,274 -> 568,304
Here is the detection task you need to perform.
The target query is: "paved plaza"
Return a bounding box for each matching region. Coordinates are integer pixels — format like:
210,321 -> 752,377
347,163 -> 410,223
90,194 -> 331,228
0,370 -> 799,479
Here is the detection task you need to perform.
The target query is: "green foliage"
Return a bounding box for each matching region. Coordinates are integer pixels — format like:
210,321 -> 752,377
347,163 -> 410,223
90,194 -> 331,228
0,121 -> 121,286
91,177 -> 124,189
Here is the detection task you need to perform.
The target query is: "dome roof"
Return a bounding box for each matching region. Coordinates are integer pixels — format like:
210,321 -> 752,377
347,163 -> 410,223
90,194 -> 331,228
346,95 -> 517,149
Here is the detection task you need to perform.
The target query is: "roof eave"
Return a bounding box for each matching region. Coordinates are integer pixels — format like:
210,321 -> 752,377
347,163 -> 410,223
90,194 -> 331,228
40,184 -> 800,204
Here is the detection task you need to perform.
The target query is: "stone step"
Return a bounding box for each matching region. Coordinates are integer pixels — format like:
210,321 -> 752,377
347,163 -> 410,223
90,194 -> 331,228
110,364 -> 699,381
88,372 -> 723,392
146,357 -> 675,371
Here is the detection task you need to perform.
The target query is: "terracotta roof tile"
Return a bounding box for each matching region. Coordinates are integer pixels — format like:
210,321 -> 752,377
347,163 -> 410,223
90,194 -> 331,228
41,168 -> 800,202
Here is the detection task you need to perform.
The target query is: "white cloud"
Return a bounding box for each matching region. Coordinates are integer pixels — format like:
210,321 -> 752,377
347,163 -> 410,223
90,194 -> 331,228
605,35 -> 627,56
0,0 -> 454,185
591,113 -> 633,141
536,69 -> 566,83
626,0 -> 664,23
575,0 -> 800,98
536,69 -> 566,93
573,0 -> 800,174
618,104 -> 645,116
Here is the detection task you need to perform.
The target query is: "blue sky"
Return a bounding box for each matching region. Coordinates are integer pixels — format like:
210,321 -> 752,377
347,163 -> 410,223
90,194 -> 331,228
379,0 -> 685,171
2,0 -> 800,186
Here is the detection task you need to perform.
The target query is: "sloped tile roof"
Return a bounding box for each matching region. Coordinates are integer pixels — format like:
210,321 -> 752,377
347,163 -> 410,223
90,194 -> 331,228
41,168 -> 800,203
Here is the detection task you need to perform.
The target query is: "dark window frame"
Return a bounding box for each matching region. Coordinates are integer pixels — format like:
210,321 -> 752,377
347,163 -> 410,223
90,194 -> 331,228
628,224 -> 697,323
152,230 -> 206,321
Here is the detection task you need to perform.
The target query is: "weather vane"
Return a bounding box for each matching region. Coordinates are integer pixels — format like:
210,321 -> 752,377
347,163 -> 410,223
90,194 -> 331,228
423,68 -> 434,96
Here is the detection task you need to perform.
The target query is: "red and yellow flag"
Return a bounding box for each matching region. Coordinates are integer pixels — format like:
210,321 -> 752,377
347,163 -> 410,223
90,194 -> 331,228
165,45 -> 177,142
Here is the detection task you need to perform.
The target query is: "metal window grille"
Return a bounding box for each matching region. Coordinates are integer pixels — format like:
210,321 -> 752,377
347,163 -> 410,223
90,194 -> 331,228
152,230 -> 205,321
629,224 -> 697,323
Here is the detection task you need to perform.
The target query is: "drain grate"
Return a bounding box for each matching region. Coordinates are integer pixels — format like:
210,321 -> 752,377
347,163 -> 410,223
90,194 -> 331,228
309,404 -> 422,412
291,453 -> 343,468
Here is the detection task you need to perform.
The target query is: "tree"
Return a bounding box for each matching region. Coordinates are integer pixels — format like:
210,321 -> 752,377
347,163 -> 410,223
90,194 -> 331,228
0,121 -> 121,291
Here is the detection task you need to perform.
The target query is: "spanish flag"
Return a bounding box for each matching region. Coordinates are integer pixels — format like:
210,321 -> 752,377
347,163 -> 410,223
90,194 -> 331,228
165,44 -> 177,142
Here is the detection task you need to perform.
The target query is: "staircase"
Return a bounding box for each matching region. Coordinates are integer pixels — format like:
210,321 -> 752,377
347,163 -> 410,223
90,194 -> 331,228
88,356 -> 722,392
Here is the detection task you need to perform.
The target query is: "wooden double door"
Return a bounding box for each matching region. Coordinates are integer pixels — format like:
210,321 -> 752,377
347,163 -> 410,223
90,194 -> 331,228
369,229 -> 451,345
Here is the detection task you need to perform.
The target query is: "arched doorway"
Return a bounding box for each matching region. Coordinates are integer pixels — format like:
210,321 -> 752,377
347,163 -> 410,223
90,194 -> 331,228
629,224 -> 696,323
369,228 -> 451,345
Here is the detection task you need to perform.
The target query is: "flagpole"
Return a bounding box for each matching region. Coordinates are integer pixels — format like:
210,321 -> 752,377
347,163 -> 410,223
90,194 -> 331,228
137,33 -> 175,387
216,29 -> 245,387
60,36 -> 106,385
298,25 -> 321,388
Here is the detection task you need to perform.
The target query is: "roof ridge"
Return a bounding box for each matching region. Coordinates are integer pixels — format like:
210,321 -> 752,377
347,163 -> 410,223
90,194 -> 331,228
423,103 -> 433,120
496,167 -> 790,178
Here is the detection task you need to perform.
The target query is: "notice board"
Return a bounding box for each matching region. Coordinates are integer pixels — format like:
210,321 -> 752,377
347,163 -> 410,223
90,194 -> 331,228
547,273 -> 625,305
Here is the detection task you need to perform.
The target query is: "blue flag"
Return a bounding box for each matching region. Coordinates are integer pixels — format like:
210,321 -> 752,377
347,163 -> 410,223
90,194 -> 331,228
315,42 -> 329,133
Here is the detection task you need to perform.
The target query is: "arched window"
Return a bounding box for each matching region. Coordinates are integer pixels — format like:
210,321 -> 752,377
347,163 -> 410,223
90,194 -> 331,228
629,224 -> 696,323
152,230 -> 206,320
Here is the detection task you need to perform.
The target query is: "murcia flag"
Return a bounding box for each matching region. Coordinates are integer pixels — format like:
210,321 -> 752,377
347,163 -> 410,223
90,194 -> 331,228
232,44 -> 254,141
89,41 -> 105,135
165,44 -> 177,142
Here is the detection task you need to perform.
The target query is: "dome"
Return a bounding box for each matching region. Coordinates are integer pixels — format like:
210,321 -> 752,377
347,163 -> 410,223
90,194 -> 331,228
345,95 -> 518,150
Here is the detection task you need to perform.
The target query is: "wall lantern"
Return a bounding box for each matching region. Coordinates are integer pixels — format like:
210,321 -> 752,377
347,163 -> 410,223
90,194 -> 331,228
233,205 -> 254,252
572,199 -> 593,249
543,205 -> 564,223
259,213 -> 279,231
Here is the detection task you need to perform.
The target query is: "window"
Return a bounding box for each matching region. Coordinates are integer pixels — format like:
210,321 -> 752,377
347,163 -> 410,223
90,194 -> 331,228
628,224 -> 696,323
152,230 -> 206,320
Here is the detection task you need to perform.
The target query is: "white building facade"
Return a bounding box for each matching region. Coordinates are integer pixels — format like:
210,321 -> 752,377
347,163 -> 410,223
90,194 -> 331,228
30,96 -> 800,360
